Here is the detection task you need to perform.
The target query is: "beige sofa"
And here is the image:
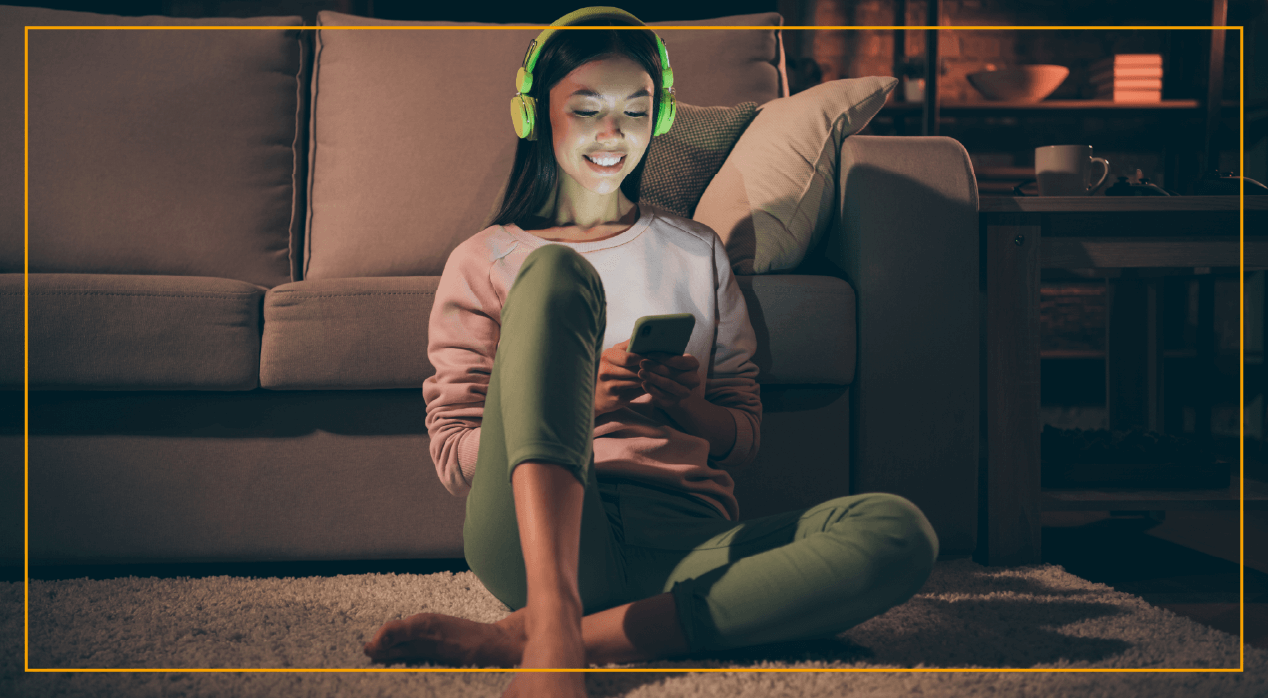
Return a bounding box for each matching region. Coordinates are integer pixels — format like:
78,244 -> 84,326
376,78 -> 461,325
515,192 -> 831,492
0,7 -> 980,567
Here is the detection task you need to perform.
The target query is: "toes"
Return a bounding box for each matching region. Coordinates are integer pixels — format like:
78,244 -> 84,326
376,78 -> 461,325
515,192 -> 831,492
367,645 -> 409,664
365,620 -> 404,657
365,637 -> 406,663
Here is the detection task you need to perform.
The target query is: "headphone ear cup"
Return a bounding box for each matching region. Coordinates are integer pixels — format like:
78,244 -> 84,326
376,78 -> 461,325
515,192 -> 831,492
653,88 -> 676,136
510,94 -> 538,141
510,95 -> 526,139
522,94 -> 538,141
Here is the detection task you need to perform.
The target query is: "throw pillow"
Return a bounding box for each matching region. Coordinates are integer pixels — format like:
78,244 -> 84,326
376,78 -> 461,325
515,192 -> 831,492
637,101 -> 759,219
693,76 -> 899,275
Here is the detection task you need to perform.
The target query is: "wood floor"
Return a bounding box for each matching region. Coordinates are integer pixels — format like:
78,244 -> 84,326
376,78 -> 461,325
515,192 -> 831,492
1040,504 -> 1268,652
1034,400 -> 1265,652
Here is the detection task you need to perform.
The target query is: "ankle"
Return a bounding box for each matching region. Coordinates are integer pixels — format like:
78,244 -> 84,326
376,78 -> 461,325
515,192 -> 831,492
524,599 -> 584,638
526,579 -> 582,612
495,608 -> 529,641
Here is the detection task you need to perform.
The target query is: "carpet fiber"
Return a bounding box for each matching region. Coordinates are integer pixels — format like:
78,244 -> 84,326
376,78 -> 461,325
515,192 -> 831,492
3,558 -> 1265,696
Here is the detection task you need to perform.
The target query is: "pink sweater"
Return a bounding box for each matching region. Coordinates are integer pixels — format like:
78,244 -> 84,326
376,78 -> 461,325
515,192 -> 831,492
422,202 -> 762,521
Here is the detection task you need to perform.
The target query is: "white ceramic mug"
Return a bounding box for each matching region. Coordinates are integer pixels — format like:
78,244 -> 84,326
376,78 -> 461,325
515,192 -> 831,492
903,77 -> 925,102
1035,145 -> 1110,196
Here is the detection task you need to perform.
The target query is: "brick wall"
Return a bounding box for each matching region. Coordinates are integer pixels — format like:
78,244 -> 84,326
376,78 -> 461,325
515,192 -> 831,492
805,0 -> 1199,103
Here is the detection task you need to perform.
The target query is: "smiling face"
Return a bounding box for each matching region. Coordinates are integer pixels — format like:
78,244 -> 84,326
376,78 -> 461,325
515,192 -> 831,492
548,55 -> 655,199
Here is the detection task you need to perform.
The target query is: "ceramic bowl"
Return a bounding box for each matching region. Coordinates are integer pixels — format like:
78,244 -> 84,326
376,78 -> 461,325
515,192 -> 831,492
966,64 -> 1070,102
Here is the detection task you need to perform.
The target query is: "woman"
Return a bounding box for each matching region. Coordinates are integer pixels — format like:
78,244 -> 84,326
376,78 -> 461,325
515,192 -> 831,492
364,8 -> 940,698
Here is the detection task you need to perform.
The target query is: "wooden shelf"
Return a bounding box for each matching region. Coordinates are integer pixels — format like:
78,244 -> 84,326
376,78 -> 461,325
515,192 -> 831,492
979,195 -> 1268,212
1041,468 -> 1268,512
1041,349 -> 1106,359
1038,349 -> 1246,359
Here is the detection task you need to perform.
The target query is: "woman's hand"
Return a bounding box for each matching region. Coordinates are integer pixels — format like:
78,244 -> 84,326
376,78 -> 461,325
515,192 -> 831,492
637,352 -> 701,411
594,339 -> 645,417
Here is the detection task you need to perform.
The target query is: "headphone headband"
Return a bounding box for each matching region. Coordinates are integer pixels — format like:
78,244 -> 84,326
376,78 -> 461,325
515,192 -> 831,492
522,7 -> 671,89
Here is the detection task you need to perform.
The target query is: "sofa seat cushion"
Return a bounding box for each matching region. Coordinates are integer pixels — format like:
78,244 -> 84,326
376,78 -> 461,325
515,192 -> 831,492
261,277 -> 440,390
0,274 -> 264,390
260,274 -> 854,390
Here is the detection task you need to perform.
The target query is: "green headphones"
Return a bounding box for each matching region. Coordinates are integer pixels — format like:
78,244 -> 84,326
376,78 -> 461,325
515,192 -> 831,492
510,6 -> 677,141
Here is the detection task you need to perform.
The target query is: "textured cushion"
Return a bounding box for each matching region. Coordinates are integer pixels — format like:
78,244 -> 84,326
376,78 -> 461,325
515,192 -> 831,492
0,274 -> 264,391
304,11 -> 786,280
260,277 -> 439,390
637,102 -> 759,219
258,274 -> 852,390
0,6 -> 305,289
694,76 -> 898,275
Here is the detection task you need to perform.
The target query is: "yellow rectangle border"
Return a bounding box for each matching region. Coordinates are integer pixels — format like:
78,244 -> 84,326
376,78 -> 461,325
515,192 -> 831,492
23,23 -> 1249,674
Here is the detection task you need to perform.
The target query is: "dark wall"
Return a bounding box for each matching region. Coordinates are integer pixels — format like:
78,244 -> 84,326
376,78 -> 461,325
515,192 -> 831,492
375,1 -> 777,23
3,0 -> 163,13
2,1 -> 778,22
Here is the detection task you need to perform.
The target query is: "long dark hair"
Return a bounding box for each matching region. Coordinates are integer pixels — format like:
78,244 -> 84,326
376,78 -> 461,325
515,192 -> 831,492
486,17 -> 665,230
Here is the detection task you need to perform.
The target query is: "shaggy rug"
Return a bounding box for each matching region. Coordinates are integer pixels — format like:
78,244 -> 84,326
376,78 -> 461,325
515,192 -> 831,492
2,558 -> 1265,697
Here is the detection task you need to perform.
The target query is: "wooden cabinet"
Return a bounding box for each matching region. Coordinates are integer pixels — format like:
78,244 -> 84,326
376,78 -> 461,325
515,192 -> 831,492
978,196 -> 1267,565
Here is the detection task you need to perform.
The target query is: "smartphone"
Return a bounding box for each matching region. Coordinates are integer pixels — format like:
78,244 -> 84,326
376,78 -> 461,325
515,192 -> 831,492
628,313 -> 695,356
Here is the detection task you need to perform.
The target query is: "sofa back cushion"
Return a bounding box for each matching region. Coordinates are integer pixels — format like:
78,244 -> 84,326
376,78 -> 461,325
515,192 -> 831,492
0,6 -> 306,289
303,10 -> 787,280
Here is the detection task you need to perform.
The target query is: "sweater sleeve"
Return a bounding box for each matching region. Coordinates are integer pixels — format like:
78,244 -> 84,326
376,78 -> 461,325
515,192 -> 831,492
422,240 -> 500,497
703,232 -> 762,470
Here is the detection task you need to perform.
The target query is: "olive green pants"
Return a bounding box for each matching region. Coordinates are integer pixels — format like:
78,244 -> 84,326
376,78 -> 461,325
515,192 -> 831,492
463,244 -> 940,655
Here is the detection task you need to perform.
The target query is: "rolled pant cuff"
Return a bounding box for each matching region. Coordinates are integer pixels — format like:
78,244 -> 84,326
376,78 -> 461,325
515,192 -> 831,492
508,443 -> 590,488
669,577 -> 713,655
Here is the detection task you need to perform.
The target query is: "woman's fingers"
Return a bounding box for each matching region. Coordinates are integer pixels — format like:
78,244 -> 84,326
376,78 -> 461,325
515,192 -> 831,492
606,377 -> 644,395
600,360 -> 642,379
639,359 -> 677,377
639,360 -> 700,391
638,368 -> 689,397
643,353 -> 698,369
602,370 -> 642,388
641,356 -> 697,373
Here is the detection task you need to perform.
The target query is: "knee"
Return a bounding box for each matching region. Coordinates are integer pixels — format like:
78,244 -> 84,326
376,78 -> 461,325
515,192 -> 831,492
859,492 -> 940,573
516,245 -> 604,312
523,244 -> 600,286
503,246 -> 604,330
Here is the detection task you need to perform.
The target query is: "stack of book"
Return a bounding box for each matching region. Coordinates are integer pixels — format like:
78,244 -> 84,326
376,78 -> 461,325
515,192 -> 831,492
1089,54 -> 1162,102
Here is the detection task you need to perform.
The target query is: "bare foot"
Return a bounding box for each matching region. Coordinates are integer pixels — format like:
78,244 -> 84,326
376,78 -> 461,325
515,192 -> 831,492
363,611 -> 524,667
502,616 -> 588,698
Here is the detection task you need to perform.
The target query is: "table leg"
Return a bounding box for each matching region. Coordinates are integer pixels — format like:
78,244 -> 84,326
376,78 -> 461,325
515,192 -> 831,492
984,215 -> 1041,565
1164,276 -> 1188,434
1106,270 -> 1165,433
1147,276 -> 1165,434
1260,270 -> 1267,461
1195,271 -> 1216,438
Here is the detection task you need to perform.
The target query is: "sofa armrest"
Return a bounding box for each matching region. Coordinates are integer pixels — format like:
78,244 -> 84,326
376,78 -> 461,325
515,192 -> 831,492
824,134 -> 980,558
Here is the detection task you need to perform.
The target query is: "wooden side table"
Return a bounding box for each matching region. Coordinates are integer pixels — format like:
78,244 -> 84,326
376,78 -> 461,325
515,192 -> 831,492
979,195 -> 1268,566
